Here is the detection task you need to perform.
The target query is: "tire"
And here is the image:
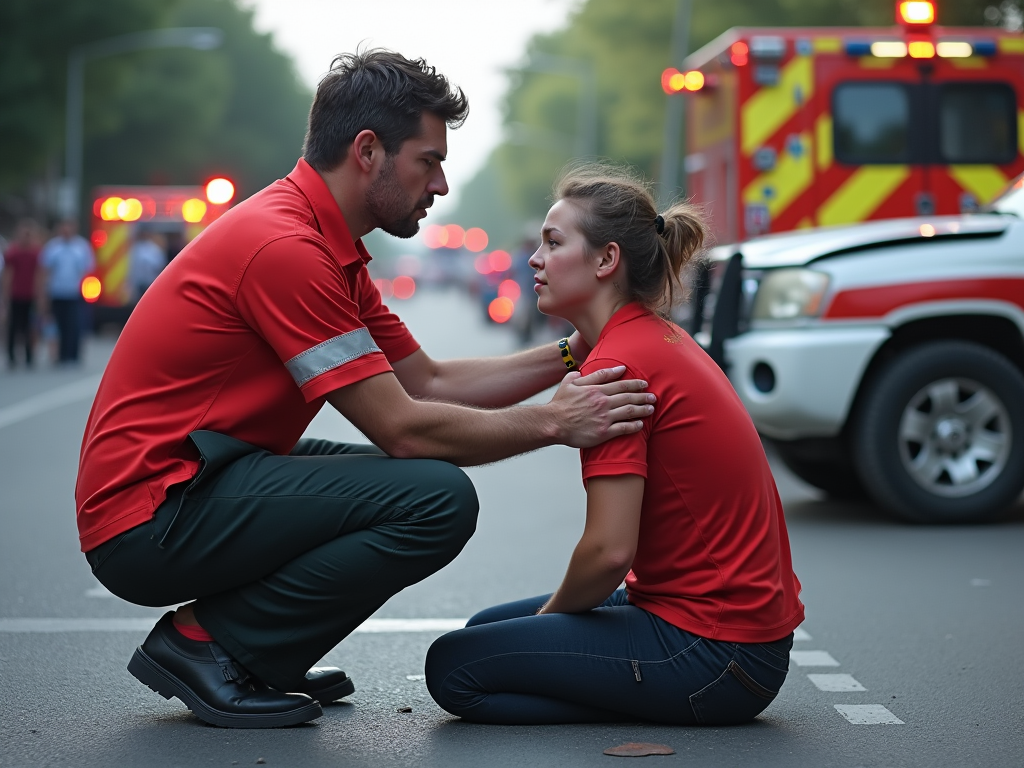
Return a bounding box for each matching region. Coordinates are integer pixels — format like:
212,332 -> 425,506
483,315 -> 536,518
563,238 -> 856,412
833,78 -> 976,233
771,441 -> 866,499
851,341 -> 1024,523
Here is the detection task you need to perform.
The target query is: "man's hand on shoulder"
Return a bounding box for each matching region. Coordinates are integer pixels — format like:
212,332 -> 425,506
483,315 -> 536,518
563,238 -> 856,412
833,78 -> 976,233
547,366 -> 655,449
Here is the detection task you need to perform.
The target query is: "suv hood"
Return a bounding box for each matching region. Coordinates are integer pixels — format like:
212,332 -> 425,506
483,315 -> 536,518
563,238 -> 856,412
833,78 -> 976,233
710,215 -> 1012,269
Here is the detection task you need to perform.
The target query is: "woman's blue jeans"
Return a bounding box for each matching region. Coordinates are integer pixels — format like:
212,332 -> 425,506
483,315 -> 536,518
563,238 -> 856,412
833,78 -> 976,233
425,590 -> 792,725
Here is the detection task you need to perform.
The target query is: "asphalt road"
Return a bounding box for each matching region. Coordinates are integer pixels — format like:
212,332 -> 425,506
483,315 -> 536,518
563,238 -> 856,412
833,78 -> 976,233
1,288 -> 1022,767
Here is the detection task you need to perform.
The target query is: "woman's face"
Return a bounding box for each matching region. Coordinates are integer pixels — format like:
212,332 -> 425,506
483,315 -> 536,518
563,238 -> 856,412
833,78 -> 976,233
529,200 -> 599,319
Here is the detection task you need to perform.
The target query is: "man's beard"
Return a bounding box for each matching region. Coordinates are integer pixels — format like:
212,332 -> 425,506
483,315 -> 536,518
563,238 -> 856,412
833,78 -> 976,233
366,155 -> 432,239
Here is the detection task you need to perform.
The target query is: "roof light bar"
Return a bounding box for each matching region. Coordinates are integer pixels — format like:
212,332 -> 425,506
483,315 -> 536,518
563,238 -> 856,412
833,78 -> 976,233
908,40 -> 936,58
871,41 -> 908,58
936,41 -> 973,58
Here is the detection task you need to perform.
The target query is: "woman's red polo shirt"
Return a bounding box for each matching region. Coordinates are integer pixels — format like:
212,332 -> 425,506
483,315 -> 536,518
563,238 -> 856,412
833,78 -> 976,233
580,303 -> 804,643
75,159 -> 420,552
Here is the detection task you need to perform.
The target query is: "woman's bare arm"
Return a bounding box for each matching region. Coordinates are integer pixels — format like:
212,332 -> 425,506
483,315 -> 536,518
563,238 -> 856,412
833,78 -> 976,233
539,475 -> 645,614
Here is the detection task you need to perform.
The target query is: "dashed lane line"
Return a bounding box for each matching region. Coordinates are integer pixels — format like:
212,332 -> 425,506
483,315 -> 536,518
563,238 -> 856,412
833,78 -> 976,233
0,617 -> 467,634
790,650 -> 840,667
793,627 -> 811,641
808,673 -> 866,692
0,375 -> 102,430
834,704 -> 904,724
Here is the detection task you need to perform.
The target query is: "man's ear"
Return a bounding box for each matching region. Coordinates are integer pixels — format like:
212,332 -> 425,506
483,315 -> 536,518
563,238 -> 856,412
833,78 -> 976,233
350,129 -> 381,174
595,242 -> 622,280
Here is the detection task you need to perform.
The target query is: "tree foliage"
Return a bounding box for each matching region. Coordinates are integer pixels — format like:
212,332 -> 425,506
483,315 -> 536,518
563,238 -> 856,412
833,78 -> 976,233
448,0 -> 1007,245
0,0 -> 311,227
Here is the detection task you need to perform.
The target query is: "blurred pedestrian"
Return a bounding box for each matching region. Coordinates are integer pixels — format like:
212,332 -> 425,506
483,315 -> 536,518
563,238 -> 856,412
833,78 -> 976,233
76,50 -> 651,730
128,228 -> 167,301
39,219 -> 94,364
2,219 -> 43,368
426,163 -> 804,726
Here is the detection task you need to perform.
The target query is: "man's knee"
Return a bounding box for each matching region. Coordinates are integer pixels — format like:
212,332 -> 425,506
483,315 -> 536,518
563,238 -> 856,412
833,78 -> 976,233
422,461 -> 478,551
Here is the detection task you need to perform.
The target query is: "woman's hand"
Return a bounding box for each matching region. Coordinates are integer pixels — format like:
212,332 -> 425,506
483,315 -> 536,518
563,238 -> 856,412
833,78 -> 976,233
539,474 -> 645,614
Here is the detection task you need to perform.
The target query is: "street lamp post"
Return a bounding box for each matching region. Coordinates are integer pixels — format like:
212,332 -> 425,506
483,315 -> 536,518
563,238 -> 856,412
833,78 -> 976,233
61,27 -> 224,220
658,0 -> 693,208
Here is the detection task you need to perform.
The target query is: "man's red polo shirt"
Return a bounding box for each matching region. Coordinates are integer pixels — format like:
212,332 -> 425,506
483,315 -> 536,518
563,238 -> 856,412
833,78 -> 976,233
579,303 -> 804,643
75,159 -> 420,552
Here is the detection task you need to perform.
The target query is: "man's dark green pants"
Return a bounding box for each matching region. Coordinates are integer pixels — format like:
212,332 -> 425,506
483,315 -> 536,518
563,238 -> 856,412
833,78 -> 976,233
86,431 -> 479,690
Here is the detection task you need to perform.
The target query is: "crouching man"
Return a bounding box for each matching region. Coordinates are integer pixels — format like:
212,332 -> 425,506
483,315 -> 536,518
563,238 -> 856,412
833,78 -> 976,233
75,49 -> 655,728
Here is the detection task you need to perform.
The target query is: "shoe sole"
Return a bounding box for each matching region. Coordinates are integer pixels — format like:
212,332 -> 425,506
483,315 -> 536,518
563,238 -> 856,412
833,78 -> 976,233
306,675 -> 355,704
128,647 -> 322,728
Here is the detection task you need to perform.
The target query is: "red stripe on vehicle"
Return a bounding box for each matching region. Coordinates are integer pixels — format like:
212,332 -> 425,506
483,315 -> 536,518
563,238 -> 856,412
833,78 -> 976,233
824,278 -> 1024,319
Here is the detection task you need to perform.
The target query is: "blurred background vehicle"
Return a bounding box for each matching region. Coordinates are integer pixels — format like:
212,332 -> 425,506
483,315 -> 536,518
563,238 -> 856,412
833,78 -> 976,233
87,179 -> 235,326
669,1 -> 1024,244
690,173 -> 1024,524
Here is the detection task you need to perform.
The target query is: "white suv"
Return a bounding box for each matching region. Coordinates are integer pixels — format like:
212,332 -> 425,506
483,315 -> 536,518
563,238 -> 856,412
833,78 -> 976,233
690,177 -> 1024,523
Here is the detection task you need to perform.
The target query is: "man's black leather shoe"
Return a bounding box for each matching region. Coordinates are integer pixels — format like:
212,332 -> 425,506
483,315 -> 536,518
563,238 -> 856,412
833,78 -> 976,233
127,612 -> 322,728
293,667 -> 355,703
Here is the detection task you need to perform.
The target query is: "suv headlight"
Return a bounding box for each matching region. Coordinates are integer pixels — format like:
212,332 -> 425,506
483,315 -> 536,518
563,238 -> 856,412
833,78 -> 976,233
751,268 -> 830,320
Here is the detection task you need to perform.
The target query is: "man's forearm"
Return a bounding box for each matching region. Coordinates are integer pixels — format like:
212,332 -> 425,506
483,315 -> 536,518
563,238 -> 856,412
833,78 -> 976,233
328,366 -> 651,468
424,331 -> 590,407
376,398 -> 561,466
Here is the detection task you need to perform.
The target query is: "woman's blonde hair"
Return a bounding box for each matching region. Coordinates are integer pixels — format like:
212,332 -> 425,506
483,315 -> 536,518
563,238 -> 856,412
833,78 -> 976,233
553,161 -> 706,313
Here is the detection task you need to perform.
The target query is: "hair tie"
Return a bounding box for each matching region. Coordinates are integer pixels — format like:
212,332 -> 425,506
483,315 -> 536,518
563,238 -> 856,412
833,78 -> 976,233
654,214 -> 665,235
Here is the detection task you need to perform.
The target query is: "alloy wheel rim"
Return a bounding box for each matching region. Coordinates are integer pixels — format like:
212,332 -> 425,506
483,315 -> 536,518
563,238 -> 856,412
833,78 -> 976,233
897,377 -> 1012,498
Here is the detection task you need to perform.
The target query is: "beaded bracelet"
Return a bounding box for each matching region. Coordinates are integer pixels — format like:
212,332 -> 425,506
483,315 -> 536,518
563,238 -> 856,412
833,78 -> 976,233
558,337 -> 578,370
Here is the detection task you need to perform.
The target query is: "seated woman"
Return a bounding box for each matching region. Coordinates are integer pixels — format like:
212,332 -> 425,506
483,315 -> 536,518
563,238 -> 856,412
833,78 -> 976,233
425,163 -> 804,726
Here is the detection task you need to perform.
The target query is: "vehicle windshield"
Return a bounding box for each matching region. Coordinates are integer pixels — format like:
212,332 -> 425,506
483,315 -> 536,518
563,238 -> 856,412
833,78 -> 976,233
986,175 -> 1024,218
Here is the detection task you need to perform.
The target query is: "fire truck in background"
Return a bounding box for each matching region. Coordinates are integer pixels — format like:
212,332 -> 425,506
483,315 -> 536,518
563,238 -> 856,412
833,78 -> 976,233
86,178 -> 235,325
664,1 -> 1024,243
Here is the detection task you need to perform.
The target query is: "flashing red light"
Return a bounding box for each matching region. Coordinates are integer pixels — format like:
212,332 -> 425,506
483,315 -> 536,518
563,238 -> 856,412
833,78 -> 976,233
374,278 -> 394,300
81,275 -> 102,303
423,224 -> 447,249
898,1 -> 936,26
91,230 -> 108,249
662,68 -> 706,94
730,41 -> 749,67
393,275 -> 416,300
488,296 -> 515,323
464,227 -> 488,252
205,178 -> 235,205
443,224 -> 465,249
661,68 -> 686,94
683,70 -> 705,91
474,255 -> 493,275
497,279 -> 521,301
100,197 -> 123,221
488,250 -> 512,273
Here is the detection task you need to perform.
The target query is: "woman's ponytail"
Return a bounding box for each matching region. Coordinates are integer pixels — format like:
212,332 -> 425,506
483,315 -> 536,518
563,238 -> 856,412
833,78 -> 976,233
656,202 -> 707,309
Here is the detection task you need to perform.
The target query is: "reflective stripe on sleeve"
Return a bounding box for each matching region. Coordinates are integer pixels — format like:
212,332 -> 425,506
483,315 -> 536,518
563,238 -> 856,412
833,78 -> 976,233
285,328 -> 382,387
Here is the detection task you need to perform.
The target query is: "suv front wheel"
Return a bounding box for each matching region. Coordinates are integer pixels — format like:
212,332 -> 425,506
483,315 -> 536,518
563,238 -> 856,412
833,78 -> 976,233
852,341 -> 1024,523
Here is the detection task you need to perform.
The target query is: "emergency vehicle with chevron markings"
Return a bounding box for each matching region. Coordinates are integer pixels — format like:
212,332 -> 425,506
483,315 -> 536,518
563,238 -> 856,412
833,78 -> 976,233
667,1 -> 1024,244
87,179 -> 235,325
688,173 -> 1024,525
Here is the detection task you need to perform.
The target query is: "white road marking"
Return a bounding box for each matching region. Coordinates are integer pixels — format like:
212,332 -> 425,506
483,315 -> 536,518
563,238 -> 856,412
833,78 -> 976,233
790,650 -> 840,667
834,704 -> 904,724
406,675 -> 426,681
0,375 -> 102,430
970,578 -> 991,587
0,617 -> 467,634
356,618 -> 466,633
85,585 -> 115,598
793,627 -> 811,641
808,673 -> 866,692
